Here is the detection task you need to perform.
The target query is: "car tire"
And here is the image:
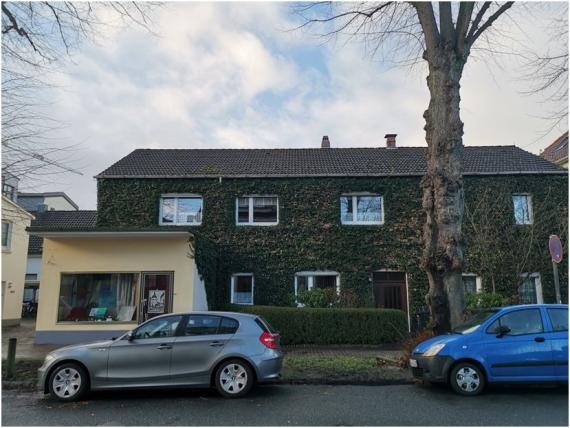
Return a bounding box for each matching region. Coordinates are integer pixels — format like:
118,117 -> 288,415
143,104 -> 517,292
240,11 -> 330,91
48,362 -> 89,402
214,359 -> 254,398
450,362 -> 485,396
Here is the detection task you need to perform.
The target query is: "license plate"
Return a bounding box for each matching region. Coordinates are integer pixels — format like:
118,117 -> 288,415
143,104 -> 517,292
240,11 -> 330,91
409,359 -> 418,368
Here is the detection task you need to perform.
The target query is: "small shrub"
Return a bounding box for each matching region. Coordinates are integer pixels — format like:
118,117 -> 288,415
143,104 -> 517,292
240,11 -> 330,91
297,288 -> 329,308
230,305 -> 408,345
399,329 -> 435,368
466,292 -> 509,310
336,289 -> 360,308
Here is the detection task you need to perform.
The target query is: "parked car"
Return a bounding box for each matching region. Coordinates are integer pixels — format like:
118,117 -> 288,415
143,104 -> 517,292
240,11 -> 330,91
38,312 -> 282,401
410,304 -> 568,396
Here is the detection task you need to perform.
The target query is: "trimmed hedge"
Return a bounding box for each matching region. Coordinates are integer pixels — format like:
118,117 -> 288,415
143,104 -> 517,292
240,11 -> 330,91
229,305 -> 408,345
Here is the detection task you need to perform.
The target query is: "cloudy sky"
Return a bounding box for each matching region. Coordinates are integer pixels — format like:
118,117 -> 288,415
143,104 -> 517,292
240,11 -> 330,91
28,2 -> 567,209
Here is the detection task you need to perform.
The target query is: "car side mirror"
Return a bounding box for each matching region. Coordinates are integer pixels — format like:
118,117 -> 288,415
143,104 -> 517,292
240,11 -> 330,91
126,331 -> 134,341
496,325 -> 511,338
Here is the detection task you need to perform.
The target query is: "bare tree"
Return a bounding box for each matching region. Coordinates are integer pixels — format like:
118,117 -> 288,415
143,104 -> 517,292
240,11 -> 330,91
293,2 -> 528,333
1,2 -> 159,185
521,3 -> 568,131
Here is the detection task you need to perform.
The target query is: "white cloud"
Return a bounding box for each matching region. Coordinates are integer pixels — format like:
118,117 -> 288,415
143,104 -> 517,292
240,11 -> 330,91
28,2 -> 567,210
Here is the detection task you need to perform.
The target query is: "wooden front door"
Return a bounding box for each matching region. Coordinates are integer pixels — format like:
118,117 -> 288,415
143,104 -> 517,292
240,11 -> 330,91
373,271 -> 408,313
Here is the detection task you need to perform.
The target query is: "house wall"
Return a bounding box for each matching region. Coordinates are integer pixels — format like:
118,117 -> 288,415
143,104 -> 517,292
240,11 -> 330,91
36,235 -> 203,343
2,197 -> 32,325
43,195 -> 77,211
96,174 -> 568,317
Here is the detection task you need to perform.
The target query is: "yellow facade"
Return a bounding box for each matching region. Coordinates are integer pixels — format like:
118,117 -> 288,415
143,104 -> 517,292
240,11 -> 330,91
2,197 -> 33,325
36,234 -> 201,339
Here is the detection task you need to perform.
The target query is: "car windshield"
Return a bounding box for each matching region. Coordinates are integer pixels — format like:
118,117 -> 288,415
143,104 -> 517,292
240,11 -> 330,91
452,310 -> 498,334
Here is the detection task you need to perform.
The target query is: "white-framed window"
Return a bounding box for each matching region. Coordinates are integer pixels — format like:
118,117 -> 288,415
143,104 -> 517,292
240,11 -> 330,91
462,274 -> 482,295
519,273 -> 543,304
2,221 -> 12,251
340,193 -> 384,225
512,194 -> 533,225
294,271 -> 340,300
159,194 -> 203,226
231,273 -> 254,305
236,196 -> 278,226
2,184 -> 15,201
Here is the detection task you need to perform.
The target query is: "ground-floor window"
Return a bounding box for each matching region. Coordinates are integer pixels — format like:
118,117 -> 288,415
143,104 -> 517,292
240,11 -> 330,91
519,273 -> 543,304
294,272 -> 340,299
58,273 -> 139,322
231,274 -> 254,305
462,274 -> 481,295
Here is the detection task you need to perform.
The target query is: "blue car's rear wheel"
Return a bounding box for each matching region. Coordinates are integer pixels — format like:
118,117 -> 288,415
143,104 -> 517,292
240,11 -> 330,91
450,363 -> 485,396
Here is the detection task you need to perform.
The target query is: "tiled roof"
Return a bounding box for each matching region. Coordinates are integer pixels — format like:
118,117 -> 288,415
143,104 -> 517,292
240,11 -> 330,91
96,146 -> 567,179
28,210 -> 97,232
27,211 -> 96,253
541,132 -> 569,165
28,235 -> 44,255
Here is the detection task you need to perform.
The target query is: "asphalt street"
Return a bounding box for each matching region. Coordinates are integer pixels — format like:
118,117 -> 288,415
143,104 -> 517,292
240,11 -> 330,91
2,383 -> 568,426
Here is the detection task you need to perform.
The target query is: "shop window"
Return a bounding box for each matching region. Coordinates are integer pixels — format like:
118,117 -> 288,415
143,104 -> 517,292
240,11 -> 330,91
58,273 -> 139,322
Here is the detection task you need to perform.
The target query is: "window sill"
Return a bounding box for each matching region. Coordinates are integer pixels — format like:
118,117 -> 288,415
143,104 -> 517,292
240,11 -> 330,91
56,321 -> 138,325
236,223 -> 279,227
158,223 -> 202,227
341,222 -> 384,226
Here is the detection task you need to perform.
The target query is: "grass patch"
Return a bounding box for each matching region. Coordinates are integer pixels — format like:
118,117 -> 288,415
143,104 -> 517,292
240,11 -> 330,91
282,355 -> 411,385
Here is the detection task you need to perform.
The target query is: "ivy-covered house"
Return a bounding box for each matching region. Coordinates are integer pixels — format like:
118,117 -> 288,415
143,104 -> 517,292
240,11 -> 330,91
29,135 -> 568,343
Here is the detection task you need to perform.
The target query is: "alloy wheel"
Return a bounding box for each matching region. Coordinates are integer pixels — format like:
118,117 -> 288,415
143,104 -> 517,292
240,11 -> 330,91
52,367 -> 82,399
455,366 -> 480,393
219,363 -> 248,395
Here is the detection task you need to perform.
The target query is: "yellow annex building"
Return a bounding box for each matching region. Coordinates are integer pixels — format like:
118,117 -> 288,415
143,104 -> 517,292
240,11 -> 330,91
2,196 -> 34,326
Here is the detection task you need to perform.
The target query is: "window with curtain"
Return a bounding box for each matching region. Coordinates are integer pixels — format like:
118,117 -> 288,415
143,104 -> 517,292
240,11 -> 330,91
160,196 -> 203,225
236,196 -> 278,225
512,194 -> 533,225
340,194 -> 383,224
58,273 -> 139,322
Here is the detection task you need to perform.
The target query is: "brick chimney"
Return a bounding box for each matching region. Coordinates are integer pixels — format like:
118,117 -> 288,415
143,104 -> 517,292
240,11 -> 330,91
321,135 -> 330,148
384,133 -> 397,148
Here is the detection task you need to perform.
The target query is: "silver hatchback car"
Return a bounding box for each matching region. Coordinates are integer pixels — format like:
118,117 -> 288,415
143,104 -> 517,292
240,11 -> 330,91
38,312 -> 283,401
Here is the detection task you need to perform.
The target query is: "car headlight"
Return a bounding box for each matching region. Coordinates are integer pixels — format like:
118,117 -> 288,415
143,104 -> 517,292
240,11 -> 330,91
423,343 -> 446,357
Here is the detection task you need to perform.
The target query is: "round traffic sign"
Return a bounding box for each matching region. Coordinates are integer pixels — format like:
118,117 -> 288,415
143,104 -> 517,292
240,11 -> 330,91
548,235 -> 563,264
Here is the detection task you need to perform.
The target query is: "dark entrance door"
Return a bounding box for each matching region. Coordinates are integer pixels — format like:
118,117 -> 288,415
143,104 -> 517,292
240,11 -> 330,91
140,272 -> 174,322
373,271 -> 407,313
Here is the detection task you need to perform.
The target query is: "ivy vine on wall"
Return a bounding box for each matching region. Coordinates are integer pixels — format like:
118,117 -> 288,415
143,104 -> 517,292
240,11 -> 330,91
97,174 -> 568,314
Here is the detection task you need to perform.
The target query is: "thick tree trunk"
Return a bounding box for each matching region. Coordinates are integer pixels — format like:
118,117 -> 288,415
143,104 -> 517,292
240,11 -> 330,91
421,47 -> 466,334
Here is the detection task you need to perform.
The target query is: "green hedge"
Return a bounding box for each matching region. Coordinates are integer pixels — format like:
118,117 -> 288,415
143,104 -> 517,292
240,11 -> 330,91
229,305 -> 408,345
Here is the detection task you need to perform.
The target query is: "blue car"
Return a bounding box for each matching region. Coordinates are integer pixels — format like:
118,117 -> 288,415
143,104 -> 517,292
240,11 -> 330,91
410,304 -> 568,396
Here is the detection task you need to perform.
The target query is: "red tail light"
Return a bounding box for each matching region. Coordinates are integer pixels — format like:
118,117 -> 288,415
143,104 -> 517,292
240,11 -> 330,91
259,331 -> 279,349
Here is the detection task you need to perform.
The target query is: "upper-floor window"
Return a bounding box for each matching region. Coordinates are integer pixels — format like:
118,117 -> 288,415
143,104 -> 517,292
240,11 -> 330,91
236,196 -> 278,225
340,194 -> 383,225
512,194 -> 533,225
160,195 -> 202,225
2,184 -> 15,201
2,221 -> 12,250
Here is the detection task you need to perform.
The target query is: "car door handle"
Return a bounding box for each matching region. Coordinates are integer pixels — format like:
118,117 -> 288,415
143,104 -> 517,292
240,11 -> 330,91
156,344 -> 172,350
534,337 -> 546,343
209,341 -> 224,347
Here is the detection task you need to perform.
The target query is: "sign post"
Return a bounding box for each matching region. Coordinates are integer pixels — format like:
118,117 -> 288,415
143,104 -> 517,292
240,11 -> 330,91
548,235 -> 563,304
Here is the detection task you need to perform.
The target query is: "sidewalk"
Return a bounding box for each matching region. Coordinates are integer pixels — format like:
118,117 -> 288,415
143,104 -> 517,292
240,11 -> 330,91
2,319 -> 58,360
